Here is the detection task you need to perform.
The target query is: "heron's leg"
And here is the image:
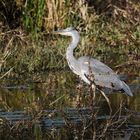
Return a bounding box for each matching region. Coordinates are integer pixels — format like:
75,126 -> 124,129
76,78 -> 83,107
86,59 -> 96,107
89,83 -> 96,108
76,78 -> 83,90
89,82 -> 97,140
92,84 -> 96,99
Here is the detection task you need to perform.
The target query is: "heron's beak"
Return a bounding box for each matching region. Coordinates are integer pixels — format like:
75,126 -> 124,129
52,30 -> 63,34
52,31 -> 59,34
52,29 -> 67,35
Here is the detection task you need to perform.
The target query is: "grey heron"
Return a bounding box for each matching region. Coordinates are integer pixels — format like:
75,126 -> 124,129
53,27 -> 133,97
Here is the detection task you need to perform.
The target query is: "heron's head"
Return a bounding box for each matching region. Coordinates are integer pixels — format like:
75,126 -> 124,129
53,27 -> 78,37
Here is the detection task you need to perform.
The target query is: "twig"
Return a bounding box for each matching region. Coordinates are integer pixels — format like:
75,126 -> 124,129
49,94 -> 66,106
98,89 -> 112,116
0,67 -> 14,79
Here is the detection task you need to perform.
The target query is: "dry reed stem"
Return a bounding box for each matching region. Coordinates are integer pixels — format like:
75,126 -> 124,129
49,94 -> 66,106
0,67 -> 14,79
99,89 -> 112,116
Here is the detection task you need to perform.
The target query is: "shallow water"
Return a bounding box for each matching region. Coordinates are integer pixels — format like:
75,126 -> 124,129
0,71 -> 140,139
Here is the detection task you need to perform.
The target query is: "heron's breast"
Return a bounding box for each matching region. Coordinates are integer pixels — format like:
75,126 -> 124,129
67,60 -> 80,76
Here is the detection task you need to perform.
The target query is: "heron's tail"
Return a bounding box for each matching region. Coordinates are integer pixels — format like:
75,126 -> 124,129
121,81 -> 133,96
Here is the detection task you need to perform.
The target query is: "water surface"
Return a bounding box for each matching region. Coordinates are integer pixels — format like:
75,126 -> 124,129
0,71 -> 140,139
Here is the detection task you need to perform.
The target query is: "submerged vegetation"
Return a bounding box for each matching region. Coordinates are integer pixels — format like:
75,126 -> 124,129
0,71 -> 140,139
0,0 -> 140,78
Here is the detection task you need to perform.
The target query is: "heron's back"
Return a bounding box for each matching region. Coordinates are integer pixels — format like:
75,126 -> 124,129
78,56 -> 133,96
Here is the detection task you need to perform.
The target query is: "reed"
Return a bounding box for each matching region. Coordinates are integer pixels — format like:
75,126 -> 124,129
23,0 -> 45,37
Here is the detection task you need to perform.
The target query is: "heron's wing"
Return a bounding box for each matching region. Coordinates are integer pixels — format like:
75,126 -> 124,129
78,56 -> 133,96
78,56 -> 121,89
78,56 -> 117,75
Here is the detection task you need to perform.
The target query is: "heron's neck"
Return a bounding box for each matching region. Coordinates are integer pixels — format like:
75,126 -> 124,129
66,32 -> 80,61
66,31 -> 80,74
